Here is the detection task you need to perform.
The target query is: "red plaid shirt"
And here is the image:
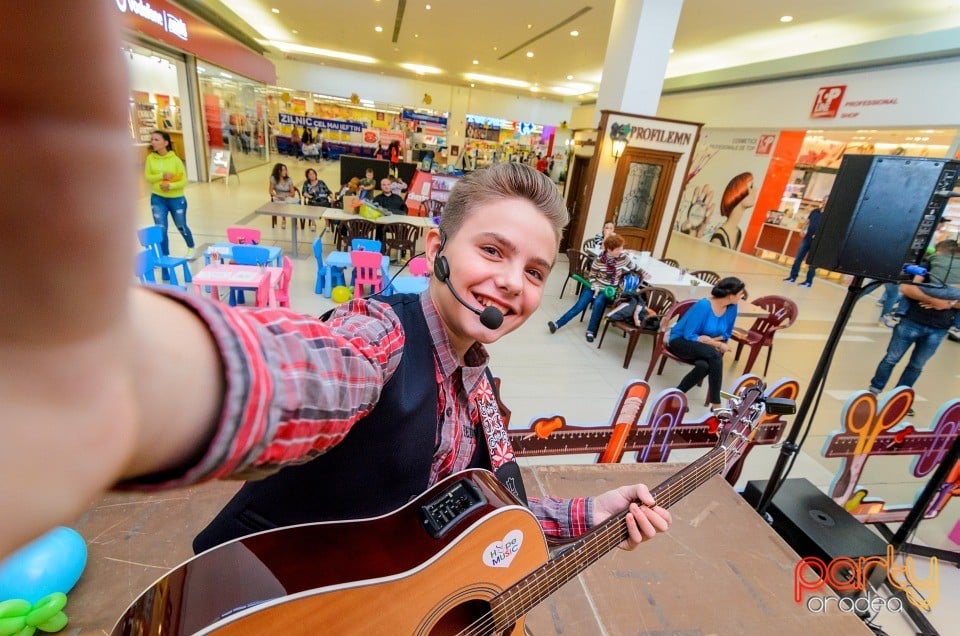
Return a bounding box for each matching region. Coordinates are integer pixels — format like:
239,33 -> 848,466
125,291 -> 591,539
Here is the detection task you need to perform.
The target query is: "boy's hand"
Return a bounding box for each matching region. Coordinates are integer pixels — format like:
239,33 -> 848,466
0,2 -> 141,557
592,484 -> 672,550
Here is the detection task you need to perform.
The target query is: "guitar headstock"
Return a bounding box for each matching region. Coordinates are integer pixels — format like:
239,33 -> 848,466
713,383 -> 795,474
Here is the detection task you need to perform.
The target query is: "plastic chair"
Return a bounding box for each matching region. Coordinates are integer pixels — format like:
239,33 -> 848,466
661,258 -> 680,269
690,270 -> 721,285
582,237 -> 600,251
336,218 -> 377,251
351,238 -> 383,253
560,249 -> 592,299
383,223 -> 420,262
731,295 -> 799,375
313,237 -> 345,295
135,249 -> 187,290
136,226 -> 192,285
350,249 -> 385,297
644,299 -> 698,381
275,256 -> 294,308
390,256 -> 430,295
418,199 -> 444,219
226,227 -> 261,245
229,244 -> 271,305
597,287 -> 676,369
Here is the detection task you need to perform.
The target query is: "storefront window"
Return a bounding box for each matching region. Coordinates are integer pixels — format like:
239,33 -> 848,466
198,63 -> 269,172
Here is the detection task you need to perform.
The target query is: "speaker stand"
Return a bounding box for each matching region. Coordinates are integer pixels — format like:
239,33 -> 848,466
754,275 -> 877,517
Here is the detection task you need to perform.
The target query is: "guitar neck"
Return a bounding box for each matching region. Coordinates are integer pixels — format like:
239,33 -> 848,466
491,448 -> 727,626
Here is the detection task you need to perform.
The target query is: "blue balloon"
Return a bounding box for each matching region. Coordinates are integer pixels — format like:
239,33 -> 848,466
0,527 -> 87,604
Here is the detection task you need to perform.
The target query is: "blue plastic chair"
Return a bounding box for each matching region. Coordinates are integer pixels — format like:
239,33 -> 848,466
229,245 -> 272,305
313,238 -> 346,295
137,226 -> 192,285
135,249 -> 186,290
351,238 -> 382,253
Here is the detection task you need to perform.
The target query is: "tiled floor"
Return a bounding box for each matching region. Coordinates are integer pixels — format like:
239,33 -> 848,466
145,157 -> 959,635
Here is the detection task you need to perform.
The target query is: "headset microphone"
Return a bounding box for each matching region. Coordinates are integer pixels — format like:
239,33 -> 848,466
433,233 -> 505,330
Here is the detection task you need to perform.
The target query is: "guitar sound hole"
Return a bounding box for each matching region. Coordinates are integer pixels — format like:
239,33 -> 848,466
429,599 -> 501,635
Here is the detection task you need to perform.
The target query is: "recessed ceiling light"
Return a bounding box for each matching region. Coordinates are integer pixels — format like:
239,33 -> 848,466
292,29 -> 298,34
470,83 -> 475,87
493,46 -> 498,51
472,59 -> 479,64
269,41 -> 378,64
566,74 -> 573,80
530,86 -> 540,92
414,33 -> 419,38
780,15 -> 793,23
527,24 -> 533,29
570,30 -> 579,37
464,72 -> 530,88
375,26 -> 383,32
425,3 -> 431,9
526,51 -> 534,58
399,62 -> 443,74
271,7 -> 279,14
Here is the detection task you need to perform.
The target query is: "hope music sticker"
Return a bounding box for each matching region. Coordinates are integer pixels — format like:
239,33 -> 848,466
482,530 -> 523,568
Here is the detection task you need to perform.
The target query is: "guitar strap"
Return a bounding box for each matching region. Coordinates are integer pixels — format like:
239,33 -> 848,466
479,369 -> 528,505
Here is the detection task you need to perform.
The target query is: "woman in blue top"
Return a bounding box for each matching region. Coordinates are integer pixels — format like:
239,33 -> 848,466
668,277 -> 747,410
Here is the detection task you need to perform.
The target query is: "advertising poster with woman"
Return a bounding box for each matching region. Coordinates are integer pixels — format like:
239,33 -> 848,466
676,129 -> 779,251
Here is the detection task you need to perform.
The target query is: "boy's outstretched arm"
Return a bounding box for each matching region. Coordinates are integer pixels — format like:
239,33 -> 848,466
0,2 -> 224,557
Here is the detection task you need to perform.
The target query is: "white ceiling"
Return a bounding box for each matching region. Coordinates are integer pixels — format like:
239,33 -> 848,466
203,0 -> 960,102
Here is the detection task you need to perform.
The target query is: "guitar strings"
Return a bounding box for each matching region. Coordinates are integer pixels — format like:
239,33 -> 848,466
453,451 -> 727,636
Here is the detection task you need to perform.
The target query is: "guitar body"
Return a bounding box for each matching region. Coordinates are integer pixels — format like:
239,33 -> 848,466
113,470 -> 548,635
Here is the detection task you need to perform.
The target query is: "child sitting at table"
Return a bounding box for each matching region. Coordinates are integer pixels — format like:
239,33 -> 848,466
548,233 -> 636,342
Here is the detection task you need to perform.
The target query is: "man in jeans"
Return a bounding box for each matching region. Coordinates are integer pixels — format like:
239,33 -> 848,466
868,270 -> 959,416
784,196 -> 826,287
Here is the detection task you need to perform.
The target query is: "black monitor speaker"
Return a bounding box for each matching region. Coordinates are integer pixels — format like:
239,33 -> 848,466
807,155 -> 960,281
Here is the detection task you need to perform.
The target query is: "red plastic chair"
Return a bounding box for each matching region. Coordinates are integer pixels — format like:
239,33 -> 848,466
275,256 -> 294,308
226,227 -> 261,245
350,249 -> 384,297
644,299 -> 697,382
731,295 -> 799,375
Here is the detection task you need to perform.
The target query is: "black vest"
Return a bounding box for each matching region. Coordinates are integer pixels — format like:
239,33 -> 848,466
193,294 -> 493,553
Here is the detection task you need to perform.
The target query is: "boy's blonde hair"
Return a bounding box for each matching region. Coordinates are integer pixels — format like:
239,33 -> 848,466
440,163 -> 568,243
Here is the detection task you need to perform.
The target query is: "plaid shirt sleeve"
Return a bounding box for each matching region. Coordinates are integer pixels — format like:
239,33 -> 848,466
120,291 -> 405,489
527,496 -> 594,539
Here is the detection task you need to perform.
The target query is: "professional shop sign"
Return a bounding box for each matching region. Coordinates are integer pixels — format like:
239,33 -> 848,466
115,0 -> 188,41
609,121 -> 693,146
278,113 -> 364,134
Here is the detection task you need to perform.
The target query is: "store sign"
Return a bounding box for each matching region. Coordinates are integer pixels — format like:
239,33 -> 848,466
116,0 -> 188,41
517,121 -> 535,135
279,113 -> 364,134
401,109 -> 448,127
610,121 -> 693,146
466,121 -> 500,141
810,85 -> 846,119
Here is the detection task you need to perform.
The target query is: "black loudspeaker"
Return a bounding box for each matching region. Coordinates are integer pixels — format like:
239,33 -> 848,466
808,155 -> 960,281
742,478 -> 887,563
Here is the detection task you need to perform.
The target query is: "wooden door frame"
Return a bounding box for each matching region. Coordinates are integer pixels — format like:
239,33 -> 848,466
605,147 -> 680,252
561,154 -> 592,253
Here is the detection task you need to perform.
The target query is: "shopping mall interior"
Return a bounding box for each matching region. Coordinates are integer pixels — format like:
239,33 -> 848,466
6,1 -> 960,634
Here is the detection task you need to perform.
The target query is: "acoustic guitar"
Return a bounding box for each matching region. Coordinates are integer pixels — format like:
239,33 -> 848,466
113,383 -> 790,635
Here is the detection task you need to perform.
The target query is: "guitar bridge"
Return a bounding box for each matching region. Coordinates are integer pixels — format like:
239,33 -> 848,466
420,478 -> 486,539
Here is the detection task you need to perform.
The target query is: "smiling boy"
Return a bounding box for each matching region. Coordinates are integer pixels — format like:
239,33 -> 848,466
0,2 -> 669,560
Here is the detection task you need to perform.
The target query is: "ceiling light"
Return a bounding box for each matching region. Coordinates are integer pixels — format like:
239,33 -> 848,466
530,86 -> 540,93
414,33 -> 419,38
669,48 -> 674,53
493,46 -> 498,51
470,83 -> 475,87
400,62 -> 443,74
472,59 -> 479,65
464,73 -> 531,88
526,51 -> 534,58
292,29 -> 298,34
527,24 -> 533,29
375,26 -> 383,32
780,15 -> 793,23
570,30 -> 579,37
425,3 -> 431,8
566,74 -> 573,80
271,7 -> 279,13
270,41 -> 378,64
551,82 -> 593,96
